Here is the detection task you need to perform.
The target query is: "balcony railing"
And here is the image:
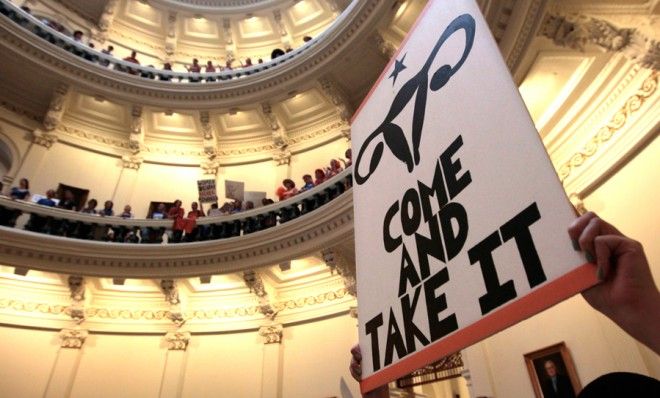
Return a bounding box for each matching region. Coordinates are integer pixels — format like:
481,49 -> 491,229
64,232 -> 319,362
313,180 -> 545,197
0,168 -> 352,244
0,0 -> 339,83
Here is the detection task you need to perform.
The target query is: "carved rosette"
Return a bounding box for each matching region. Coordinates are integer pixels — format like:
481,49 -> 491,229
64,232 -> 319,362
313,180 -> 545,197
200,159 -> 220,175
59,328 -> 88,349
259,324 -> 283,344
165,331 -> 191,350
273,148 -> 291,166
121,155 -> 143,170
32,129 -> 58,148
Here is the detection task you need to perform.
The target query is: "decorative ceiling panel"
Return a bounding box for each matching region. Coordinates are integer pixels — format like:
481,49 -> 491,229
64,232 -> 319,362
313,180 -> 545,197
122,0 -> 166,32
519,51 -> 594,131
148,111 -> 200,140
217,110 -> 268,135
286,0 -> 326,28
182,16 -> 221,40
237,15 -> 276,40
66,93 -> 129,131
276,90 -> 334,128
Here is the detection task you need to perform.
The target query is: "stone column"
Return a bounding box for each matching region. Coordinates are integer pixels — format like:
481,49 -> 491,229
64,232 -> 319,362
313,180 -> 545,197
258,103 -> 291,176
43,328 -> 89,398
273,10 -> 292,49
129,105 -> 144,154
158,331 -> 191,398
318,76 -> 353,139
258,324 -> 283,398
223,18 -> 237,62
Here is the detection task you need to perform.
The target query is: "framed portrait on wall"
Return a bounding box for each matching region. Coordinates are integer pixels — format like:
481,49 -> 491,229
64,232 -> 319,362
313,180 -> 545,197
524,342 -> 581,398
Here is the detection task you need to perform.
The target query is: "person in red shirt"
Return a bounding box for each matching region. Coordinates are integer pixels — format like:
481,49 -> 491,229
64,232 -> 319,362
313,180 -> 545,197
168,199 -> 185,243
122,50 -> 140,74
205,60 -> 216,82
186,58 -> 201,82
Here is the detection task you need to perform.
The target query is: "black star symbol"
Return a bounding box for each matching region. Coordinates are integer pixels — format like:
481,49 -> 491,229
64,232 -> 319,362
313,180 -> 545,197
389,53 -> 407,85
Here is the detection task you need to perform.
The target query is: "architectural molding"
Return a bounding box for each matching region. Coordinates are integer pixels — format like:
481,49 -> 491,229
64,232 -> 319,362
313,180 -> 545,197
59,328 -> 88,348
258,323 -> 283,344
121,154 -> 143,170
43,83 -> 69,132
540,13 -> 660,69
165,331 -> 191,350
321,249 -> 356,297
32,128 -> 58,148
557,71 -> 657,184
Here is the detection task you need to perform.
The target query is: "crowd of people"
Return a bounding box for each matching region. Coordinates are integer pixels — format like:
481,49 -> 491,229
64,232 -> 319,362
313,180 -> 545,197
0,152 -> 351,243
3,5 -> 314,82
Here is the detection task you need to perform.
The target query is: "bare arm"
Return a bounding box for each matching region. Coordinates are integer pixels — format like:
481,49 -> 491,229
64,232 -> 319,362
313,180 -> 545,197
568,212 -> 660,354
350,344 -> 390,398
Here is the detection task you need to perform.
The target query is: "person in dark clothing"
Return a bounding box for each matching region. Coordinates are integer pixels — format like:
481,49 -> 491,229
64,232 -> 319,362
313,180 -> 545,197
541,360 -> 576,398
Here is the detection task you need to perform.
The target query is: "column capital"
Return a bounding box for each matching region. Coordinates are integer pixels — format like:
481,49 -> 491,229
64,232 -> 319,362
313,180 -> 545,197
165,331 -> 191,350
259,324 -> 283,344
32,129 -> 58,148
59,328 -> 89,349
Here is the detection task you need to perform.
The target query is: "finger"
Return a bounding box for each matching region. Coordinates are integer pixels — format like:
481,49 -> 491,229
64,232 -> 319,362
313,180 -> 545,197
577,216 -> 623,262
568,211 -> 598,248
350,344 -> 362,361
593,235 -> 616,281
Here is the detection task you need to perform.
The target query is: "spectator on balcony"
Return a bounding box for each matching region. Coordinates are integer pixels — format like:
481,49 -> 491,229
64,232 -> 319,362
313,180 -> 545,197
258,58 -> 264,64
168,199 -> 185,243
230,200 -> 243,214
299,174 -> 315,192
119,205 -> 133,218
84,42 -> 98,62
81,199 -> 97,214
159,63 -> 173,81
72,30 -> 83,43
207,203 -> 222,217
342,148 -> 352,167
314,169 -> 326,186
99,45 -> 113,66
271,48 -> 285,59
205,61 -> 216,82
99,200 -> 114,217
187,58 -> 201,82
58,189 -> 77,211
151,203 -> 167,219
37,189 -> 57,207
281,179 -> 298,200
122,50 -> 140,75
10,178 -> 30,200
325,159 -> 343,178
241,58 -> 253,68
223,59 -> 233,71
184,201 -> 205,241
262,198 -> 274,206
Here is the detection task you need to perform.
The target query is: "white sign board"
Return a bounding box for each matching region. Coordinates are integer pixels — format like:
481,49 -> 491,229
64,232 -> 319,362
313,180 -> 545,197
224,180 -> 245,201
351,0 -> 596,392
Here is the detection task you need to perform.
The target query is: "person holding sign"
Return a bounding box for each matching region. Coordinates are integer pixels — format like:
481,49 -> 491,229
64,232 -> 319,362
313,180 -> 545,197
351,212 -> 660,396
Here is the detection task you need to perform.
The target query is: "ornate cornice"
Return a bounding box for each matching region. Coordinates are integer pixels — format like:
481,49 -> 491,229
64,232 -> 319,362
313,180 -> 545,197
557,71 -> 657,183
0,0 -> 387,110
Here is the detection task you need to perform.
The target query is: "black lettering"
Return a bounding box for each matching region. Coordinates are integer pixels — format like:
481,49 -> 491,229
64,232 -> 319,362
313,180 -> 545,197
398,244 -> 422,296
500,202 -> 546,288
417,162 -> 449,222
384,308 -> 407,367
414,215 -> 445,279
468,231 -> 517,315
439,201 -> 468,261
366,312 -> 384,371
383,201 -> 402,253
401,285 -> 430,353
401,188 -> 421,236
439,135 -> 472,200
424,268 -> 458,341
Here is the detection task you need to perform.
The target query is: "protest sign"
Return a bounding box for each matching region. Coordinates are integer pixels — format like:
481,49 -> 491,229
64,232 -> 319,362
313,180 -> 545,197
245,191 -> 267,207
224,180 -> 245,201
197,179 -> 218,203
351,0 -> 596,392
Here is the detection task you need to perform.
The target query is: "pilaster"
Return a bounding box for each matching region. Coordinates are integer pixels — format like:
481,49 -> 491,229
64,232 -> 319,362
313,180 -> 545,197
43,329 -> 88,398
259,324 -> 283,398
